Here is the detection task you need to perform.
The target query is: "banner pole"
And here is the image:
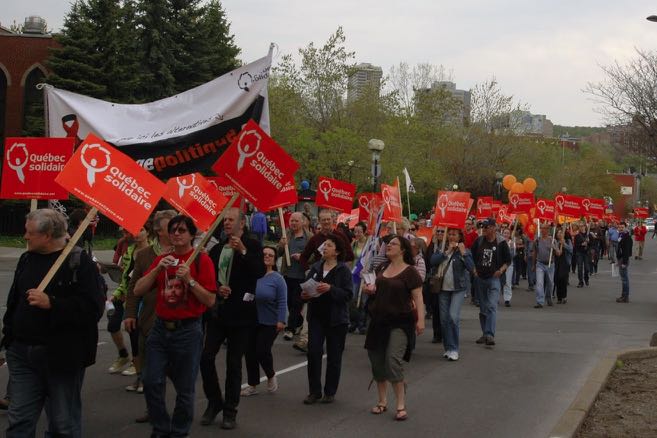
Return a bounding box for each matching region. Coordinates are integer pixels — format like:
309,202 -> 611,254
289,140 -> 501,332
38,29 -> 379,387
548,225 -> 557,267
30,199 -> 38,212
278,207 -> 291,267
184,193 -> 239,268
37,207 -> 98,291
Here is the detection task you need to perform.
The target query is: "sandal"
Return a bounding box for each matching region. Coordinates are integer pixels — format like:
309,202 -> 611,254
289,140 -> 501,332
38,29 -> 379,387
370,404 -> 387,415
395,408 -> 408,421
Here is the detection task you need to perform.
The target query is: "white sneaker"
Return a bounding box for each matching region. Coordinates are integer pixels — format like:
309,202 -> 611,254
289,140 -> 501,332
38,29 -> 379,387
447,351 -> 459,361
240,385 -> 258,397
267,376 -> 278,393
283,331 -> 294,341
108,356 -> 130,374
443,351 -> 449,358
121,364 -> 137,376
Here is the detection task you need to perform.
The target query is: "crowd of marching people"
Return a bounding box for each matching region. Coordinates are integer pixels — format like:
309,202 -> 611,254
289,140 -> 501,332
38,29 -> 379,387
0,204 -> 651,436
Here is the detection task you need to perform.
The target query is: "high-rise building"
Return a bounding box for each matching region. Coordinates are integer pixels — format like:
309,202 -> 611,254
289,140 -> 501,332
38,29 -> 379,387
414,81 -> 471,125
347,62 -> 383,102
510,110 -> 554,137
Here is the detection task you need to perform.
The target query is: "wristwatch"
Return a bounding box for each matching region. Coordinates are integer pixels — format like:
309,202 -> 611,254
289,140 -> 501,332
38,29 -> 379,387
241,248 -> 247,256
188,279 -> 197,288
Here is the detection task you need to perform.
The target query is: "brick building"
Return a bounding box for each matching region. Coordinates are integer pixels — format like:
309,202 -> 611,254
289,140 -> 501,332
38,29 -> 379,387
0,17 -> 57,142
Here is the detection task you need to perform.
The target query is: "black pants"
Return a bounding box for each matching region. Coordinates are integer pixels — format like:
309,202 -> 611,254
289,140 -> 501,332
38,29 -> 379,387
307,319 -> 347,397
431,293 -> 442,338
555,276 -> 568,300
285,277 -> 304,332
200,318 -> 250,419
245,324 -> 278,386
107,299 -> 139,357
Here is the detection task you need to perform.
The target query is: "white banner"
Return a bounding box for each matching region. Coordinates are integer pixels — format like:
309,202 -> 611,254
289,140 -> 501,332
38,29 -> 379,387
46,47 -> 272,178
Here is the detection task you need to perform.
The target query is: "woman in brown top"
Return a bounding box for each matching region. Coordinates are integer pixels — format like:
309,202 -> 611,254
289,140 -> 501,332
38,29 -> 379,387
363,236 -> 425,421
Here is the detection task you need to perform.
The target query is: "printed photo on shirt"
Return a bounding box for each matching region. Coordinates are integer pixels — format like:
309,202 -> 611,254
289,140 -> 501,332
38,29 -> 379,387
163,270 -> 188,308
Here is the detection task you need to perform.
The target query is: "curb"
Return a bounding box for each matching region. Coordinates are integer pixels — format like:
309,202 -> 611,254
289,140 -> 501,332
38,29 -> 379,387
548,346 -> 657,438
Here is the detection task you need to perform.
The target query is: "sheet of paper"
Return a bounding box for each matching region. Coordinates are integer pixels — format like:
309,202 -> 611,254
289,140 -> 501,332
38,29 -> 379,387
300,278 -> 321,297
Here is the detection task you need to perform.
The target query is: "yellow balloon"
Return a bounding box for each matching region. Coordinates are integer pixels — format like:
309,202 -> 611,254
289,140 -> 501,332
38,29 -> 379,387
503,174 -> 517,190
523,177 -> 537,193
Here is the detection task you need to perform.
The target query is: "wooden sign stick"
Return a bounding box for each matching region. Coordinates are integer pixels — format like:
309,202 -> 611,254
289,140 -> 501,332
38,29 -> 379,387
37,207 -> 98,291
278,207 -> 291,267
184,193 -> 239,268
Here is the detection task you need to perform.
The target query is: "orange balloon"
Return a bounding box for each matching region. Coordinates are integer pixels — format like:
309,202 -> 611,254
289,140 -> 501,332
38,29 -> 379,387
502,174 -> 516,190
523,177 -> 537,193
510,182 -> 525,194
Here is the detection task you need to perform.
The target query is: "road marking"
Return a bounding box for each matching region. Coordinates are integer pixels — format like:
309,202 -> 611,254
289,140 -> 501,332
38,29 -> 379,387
241,354 -> 326,388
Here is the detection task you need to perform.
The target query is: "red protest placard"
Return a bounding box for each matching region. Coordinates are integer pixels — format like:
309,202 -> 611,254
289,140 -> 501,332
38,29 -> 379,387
554,193 -> 582,218
381,182 -> 403,223
55,133 -> 165,235
315,176 -> 356,213
508,193 -> 535,214
337,208 -> 359,228
475,196 -> 493,219
634,207 -> 649,219
211,119 -> 299,212
415,226 -> 434,246
206,176 -> 244,206
267,179 -> 298,211
434,191 -> 471,229
357,193 -> 382,234
1,137 -> 74,200
491,200 -> 502,217
534,198 -> 556,222
581,197 -> 605,219
163,173 -> 229,231
497,204 -> 516,224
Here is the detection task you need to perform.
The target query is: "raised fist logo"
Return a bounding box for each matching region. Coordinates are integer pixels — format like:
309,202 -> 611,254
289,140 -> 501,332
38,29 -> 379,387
80,143 -> 111,187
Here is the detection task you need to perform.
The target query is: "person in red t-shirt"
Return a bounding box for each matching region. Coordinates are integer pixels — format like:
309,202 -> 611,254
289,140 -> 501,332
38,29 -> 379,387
134,215 -> 216,437
633,222 -> 647,259
463,218 -> 479,249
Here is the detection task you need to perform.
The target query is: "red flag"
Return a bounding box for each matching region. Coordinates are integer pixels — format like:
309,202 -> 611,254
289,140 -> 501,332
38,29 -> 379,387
1,137 -> 74,200
496,204 -> 516,224
555,193 -> 582,218
357,193 -> 382,235
211,120 -> 299,211
315,176 -> 356,213
267,179 -> 298,211
55,133 -> 165,235
163,173 -> 229,231
475,196 -> 493,220
581,197 -> 605,219
535,198 -> 556,222
434,191 -> 471,229
206,176 -> 244,206
508,192 -> 535,214
634,207 -> 649,219
381,181 -> 403,223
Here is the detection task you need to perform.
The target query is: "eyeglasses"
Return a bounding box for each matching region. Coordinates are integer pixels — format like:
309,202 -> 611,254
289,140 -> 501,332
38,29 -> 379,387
170,228 -> 189,234
263,253 -> 275,258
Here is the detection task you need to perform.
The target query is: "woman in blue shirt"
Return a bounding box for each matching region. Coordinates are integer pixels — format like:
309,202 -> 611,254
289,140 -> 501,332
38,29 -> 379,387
241,246 -> 287,396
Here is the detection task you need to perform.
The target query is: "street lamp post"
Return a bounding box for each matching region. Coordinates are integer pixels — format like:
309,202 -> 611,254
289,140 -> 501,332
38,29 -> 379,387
494,171 -> 504,200
368,139 -> 385,192
346,160 -> 355,182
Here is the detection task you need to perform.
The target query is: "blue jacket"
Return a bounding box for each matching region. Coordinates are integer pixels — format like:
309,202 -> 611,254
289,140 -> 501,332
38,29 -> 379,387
430,248 -> 475,291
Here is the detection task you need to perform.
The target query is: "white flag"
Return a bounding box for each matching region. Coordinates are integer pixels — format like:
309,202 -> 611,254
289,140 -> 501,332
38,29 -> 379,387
403,167 -> 416,193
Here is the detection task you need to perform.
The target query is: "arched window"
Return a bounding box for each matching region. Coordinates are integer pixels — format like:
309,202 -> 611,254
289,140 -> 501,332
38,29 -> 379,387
0,68 -> 7,141
22,67 -> 46,136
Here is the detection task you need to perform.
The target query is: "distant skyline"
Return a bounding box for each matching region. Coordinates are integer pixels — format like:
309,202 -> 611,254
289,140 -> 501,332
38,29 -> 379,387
4,0 -> 657,126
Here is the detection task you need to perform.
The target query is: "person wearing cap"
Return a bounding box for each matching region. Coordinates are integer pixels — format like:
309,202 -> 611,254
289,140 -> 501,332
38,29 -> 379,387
470,218 -> 511,346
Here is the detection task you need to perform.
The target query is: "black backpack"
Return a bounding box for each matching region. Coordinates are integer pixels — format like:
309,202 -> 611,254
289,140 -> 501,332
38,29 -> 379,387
67,246 -> 107,321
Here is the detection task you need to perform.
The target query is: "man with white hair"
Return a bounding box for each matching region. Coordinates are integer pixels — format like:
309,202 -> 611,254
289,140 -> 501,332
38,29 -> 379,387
2,209 -> 100,437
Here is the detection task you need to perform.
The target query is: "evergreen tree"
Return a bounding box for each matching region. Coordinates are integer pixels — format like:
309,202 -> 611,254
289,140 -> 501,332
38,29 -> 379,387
196,0 -> 241,78
138,0 -> 176,100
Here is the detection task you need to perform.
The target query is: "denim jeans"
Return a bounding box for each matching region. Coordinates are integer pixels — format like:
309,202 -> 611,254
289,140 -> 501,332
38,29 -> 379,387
476,276 -> 501,337
503,265 -> 514,302
620,261 -> 630,298
143,318 -> 203,438
535,262 -> 554,305
526,254 -> 536,287
6,342 -> 84,438
438,289 -> 466,352
576,252 -> 590,285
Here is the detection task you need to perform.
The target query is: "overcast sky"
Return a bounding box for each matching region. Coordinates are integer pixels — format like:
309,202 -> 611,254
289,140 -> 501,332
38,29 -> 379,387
4,0 -> 657,126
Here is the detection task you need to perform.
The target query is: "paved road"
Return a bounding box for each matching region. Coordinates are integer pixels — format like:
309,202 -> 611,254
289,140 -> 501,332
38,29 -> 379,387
0,243 -> 655,437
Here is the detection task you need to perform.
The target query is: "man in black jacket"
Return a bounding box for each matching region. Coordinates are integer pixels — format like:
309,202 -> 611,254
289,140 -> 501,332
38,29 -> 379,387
615,221 -> 633,303
200,207 -> 266,430
471,219 -> 511,346
2,209 -> 99,437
